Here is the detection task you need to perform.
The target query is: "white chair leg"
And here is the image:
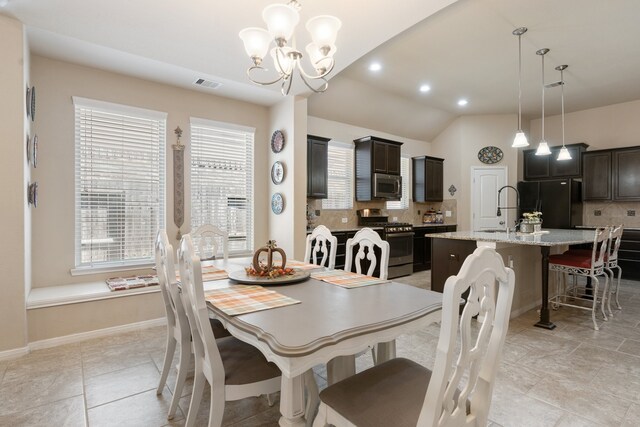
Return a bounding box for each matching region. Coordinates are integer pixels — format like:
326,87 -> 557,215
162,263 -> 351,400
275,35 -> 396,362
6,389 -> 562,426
606,269 -> 614,318
167,341 -> 191,419
600,273 -> 609,321
591,276 -> 600,330
615,266 -> 623,310
208,383 -> 225,427
266,393 -> 275,407
157,335 -> 177,395
304,369 -> 320,427
185,371 -> 206,427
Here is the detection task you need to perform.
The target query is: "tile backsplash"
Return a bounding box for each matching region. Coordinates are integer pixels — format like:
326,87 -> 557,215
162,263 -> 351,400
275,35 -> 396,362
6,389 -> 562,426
307,198 -> 457,230
583,202 -> 640,228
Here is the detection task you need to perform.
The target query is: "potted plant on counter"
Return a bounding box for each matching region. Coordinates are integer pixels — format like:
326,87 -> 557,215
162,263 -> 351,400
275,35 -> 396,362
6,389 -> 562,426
521,211 -> 543,233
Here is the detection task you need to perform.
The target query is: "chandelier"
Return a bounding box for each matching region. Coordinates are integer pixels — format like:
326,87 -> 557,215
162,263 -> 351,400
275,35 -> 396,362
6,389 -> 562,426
239,0 -> 341,96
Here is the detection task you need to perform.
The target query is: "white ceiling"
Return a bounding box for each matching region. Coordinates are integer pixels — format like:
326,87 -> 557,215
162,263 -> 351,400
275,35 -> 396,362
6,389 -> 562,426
4,0 -> 640,141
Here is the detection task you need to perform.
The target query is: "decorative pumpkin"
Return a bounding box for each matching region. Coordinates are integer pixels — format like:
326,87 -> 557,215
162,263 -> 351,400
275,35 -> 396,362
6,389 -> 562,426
252,240 -> 287,273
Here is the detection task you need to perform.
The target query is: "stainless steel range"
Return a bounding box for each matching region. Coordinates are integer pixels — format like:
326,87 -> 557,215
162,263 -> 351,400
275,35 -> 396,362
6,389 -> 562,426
357,209 -> 414,279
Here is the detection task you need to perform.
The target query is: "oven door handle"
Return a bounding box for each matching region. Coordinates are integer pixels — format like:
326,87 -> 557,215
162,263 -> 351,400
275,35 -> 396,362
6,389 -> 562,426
386,232 -> 415,238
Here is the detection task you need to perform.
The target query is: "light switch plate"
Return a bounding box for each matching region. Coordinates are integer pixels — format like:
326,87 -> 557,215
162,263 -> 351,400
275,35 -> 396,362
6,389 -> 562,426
341,217 -> 348,223
445,210 -> 452,217
628,210 -> 636,217
594,210 -> 602,216
392,216 -> 398,222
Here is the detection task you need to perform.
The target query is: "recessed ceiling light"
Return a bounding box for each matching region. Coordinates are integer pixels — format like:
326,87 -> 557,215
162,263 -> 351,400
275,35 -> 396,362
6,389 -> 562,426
369,62 -> 382,72
419,84 -> 431,93
457,99 -> 468,106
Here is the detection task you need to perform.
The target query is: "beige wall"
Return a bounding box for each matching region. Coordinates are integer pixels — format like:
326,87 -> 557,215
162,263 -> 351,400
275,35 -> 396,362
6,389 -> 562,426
431,114 -> 519,231
0,15 -> 29,352
30,55 -> 271,288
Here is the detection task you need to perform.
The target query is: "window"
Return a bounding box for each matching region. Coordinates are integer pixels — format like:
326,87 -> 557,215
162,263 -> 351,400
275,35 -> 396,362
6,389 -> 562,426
322,141 -> 354,210
190,118 -> 254,255
73,97 -> 166,270
386,156 -> 410,209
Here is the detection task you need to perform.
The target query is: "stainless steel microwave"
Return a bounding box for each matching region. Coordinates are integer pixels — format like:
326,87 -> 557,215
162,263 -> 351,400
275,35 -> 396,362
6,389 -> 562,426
373,173 -> 402,200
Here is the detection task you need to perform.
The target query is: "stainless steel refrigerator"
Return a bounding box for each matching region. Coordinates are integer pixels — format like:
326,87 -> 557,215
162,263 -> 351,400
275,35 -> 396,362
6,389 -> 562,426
517,179 -> 583,229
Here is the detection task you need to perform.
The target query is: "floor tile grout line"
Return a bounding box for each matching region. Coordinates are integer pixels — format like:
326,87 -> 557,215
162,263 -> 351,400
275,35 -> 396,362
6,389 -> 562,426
82,356 -> 157,381
80,345 -> 90,427
86,386 -> 159,411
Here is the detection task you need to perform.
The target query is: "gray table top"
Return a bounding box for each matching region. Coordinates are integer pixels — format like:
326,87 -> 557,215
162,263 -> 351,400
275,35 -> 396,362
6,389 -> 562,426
204,258 -> 443,357
429,228 -> 598,247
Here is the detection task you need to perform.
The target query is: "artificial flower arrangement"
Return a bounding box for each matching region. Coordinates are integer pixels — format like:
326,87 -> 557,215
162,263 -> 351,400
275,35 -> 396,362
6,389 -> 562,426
522,211 -> 543,223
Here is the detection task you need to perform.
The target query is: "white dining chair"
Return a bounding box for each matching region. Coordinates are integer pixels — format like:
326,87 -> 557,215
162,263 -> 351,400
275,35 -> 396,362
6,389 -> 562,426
191,224 -> 229,261
178,234 -> 282,427
304,225 -> 338,269
313,247 -> 515,427
344,227 -> 389,280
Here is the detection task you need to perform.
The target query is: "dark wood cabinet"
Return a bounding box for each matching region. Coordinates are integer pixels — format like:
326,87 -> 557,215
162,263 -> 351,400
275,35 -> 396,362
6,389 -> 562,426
431,238 -> 476,293
619,229 -> 640,280
523,143 -> 588,181
613,147 -> 640,201
354,136 -> 403,201
583,146 -> 640,201
412,156 -> 444,202
413,225 -> 457,272
306,135 -> 329,199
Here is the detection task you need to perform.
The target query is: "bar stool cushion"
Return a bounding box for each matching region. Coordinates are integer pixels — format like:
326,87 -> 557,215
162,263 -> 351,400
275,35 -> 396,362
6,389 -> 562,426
563,249 -> 609,261
549,254 -> 593,269
318,358 -> 469,427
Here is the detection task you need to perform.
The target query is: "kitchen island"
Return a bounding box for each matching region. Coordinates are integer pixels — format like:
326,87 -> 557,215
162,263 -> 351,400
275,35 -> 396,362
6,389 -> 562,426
431,229 -> 598,329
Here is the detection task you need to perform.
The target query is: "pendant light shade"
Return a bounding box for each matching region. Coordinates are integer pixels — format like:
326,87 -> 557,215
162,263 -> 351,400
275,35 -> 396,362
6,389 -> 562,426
535,48 -> 551,156
555,65 -> 571,161
512,27 -> 529,148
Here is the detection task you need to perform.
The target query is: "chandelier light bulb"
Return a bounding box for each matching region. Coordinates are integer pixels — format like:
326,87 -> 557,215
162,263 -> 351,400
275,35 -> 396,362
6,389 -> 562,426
262,4 -> 299,43
512,131 -> 529,148
306,43 -> 335,74
239,28 -> 272,62
306,15 -> 341,48
535,141 -> 552,156
557,146 -> 572,160
270,47 -> 295,75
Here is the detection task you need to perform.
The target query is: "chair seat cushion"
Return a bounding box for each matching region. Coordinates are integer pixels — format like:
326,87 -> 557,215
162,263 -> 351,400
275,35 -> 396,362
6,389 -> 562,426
319,358 -> 468,427
217,336 -> 281,385
209,317 -> 231,338
564,249 -> 608,261
549,254 -> 593,269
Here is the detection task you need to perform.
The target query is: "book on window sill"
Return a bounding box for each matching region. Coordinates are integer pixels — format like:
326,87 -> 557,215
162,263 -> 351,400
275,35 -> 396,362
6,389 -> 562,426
106,275 -> 159,291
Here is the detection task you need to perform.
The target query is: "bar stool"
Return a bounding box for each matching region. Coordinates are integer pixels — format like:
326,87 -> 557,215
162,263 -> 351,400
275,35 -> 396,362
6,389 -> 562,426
548,227 -> 610,330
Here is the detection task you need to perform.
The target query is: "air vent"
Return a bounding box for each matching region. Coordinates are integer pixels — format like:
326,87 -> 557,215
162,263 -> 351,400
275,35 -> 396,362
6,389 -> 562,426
193,78 -> 222,89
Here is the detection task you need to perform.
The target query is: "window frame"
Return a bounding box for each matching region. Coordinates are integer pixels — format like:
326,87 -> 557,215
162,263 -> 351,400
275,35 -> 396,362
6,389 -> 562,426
322,140 -> 355,210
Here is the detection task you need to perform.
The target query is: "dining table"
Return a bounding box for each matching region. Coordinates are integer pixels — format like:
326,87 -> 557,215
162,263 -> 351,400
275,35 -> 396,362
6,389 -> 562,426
200,257 -> 444,427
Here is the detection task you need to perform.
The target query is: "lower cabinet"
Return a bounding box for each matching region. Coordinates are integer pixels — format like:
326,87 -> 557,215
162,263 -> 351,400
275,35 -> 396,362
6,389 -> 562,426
413,226 -> 457,273
619,229 -> 640,280
430,238 -> 476,293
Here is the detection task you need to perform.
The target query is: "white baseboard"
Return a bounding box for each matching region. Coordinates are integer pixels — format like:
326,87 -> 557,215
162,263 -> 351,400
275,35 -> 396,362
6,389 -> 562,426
0,346 -> 30,362
29,317 -> 167,351
510,299 -> 542,319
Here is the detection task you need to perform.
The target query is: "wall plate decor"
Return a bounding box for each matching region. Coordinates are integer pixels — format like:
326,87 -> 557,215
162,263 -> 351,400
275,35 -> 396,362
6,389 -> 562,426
271,161 -> 285,184
477,146 -> 503,164
32,134 -> 38,168
26,86 -> 31,119
28,182 -> 38,207
270,130 -> 285,153
271,192 -> 284,214
26,135 -> 31,163
29,86 -> 36,122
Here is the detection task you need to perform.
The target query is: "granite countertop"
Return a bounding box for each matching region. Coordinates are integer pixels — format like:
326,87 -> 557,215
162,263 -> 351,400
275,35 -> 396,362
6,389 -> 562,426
306,226 -> 384,233
430,229 -> 598,246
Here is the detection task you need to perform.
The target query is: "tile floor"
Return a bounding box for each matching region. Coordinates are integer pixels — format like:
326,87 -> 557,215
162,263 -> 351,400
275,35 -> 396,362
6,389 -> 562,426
1,272 -> 640,426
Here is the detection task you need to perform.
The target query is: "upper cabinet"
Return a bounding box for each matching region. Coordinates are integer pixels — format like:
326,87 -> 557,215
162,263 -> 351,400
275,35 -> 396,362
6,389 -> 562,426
583,146 -> 640,201
354,136 -> 403,201
412,156 -> 444,202
307,135 -> 329,199
523,143 -> 588,181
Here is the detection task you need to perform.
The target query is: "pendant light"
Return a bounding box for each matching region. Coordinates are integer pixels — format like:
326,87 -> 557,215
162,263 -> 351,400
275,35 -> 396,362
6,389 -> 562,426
555,65 -> 572,160
512,27 -> 529,148
535,48 -> 552,156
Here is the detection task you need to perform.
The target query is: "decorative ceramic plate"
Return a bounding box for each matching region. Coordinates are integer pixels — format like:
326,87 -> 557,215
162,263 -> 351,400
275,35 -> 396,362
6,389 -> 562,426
26,135 -> 31,163
228,269 -> 310,285
32,134 -> 38,168
30,86 -> 36,122
26,87 -> 31,119
477,146 -> 503,164
28,182 -> 38,208
271,161 -> 285,184
271,130 -> 285,153
271,192 -> 284,214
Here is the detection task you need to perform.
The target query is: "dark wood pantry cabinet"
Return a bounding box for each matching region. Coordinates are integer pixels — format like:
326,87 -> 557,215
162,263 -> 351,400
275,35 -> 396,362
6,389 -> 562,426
307,135 -> 329,199
412,156 -> 444,202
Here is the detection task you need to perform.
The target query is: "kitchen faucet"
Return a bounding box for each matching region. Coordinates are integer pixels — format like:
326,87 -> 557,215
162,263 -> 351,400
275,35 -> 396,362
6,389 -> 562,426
496,185 -> 520,230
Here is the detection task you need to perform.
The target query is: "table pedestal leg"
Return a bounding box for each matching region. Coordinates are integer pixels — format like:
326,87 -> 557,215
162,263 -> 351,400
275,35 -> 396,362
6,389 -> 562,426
375,340 -> 396,364
279,374 -> 306,427
535,246 -> 556,330
326,355 -> 356,385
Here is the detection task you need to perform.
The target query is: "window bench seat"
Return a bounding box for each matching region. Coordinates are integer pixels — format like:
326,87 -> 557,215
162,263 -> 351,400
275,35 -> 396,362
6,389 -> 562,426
27,281 -> 160,310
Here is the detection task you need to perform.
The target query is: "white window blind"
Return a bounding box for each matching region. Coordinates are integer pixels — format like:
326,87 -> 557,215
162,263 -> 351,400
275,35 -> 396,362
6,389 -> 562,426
190,118 -> 254,255
386,156 -> 410,210
73,97 -> 166,270
322,141 -> 354,210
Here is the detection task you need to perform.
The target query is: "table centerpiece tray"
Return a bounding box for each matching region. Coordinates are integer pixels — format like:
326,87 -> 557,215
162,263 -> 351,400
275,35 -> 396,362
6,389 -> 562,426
228,269 -> 310,285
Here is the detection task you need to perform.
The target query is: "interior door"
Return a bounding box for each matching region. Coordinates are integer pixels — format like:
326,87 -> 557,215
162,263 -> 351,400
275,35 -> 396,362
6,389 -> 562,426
471,166 -> 507,231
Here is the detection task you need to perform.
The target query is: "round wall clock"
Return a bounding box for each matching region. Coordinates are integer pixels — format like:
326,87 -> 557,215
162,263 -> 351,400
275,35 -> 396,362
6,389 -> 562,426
478,146 -> 503,164
271,193 -> 284,215
271,161 -> 285,184
271,130 -> 285,153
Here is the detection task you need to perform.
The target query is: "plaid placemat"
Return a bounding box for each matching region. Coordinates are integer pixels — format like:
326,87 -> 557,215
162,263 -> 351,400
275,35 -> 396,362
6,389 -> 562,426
204,285 -> 301,316
286,260 -> 323,270
176,265 -> 229,282
310,270 -> 389,289
106,275 -> 159,291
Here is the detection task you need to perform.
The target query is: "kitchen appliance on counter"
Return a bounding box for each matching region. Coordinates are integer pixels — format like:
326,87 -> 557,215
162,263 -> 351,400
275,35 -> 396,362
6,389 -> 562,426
373,173 -> 402,200
517,179 -> 583,229
357,209 -> 414,278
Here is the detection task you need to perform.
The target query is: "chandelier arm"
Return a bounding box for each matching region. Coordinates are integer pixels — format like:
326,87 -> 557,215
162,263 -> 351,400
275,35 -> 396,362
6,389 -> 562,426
281,75 -> 294,96
246,65 -> 285,86
274,46 -> 295,77
299,73 -> 329,93
296,57 -> 335,80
